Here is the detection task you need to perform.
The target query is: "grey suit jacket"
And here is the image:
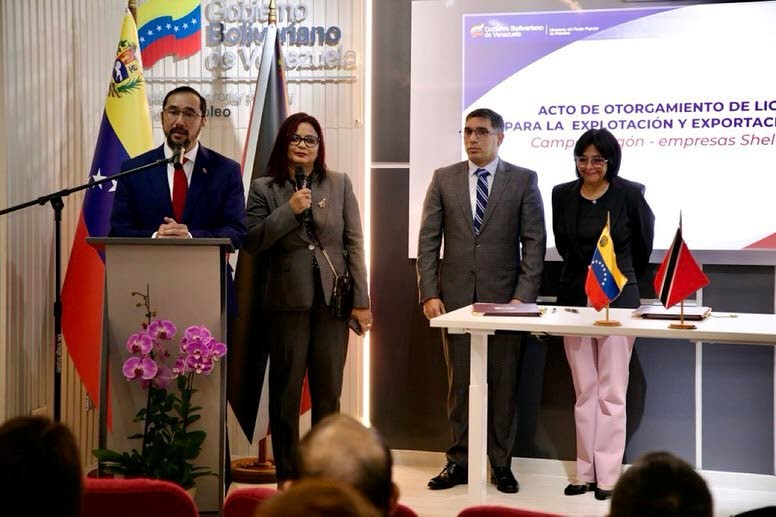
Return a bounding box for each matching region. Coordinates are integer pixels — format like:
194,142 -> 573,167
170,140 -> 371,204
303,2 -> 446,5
244,170 -> 369,311
417,159 -> 546,311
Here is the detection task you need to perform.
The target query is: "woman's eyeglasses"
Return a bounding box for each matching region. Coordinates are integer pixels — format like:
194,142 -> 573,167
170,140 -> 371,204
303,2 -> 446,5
289,134 -> 320,147
574,156 -> 607,168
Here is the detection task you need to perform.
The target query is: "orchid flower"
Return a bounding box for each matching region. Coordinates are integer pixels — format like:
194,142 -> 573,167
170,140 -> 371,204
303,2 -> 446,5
209,339 -> 227,361
185,354 -> 214,375
126,333 -> 154,355
182,325 -> 212,347
122,356 -> 158,380
147,319 -> 177,341
183,339 -> 210,360
172,357 -> 186,376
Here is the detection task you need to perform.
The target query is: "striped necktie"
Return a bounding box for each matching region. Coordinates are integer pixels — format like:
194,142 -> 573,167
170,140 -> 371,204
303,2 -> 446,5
473,168 -> 490,234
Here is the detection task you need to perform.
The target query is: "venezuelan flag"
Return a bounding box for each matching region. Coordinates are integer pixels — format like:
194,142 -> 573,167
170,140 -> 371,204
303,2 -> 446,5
138,0 -> 201,67
584,222 -> 628,311
61,11 -> 153,407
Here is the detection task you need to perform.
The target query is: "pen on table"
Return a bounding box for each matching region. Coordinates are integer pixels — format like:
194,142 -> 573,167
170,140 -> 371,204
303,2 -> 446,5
564,307 -> 579,313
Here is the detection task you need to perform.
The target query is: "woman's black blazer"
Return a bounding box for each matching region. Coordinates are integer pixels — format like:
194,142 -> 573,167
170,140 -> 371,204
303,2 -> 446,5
551,176 -> 655,306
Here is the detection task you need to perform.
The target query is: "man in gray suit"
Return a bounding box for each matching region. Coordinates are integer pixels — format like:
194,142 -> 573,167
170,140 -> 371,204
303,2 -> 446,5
417,108 -> 546,493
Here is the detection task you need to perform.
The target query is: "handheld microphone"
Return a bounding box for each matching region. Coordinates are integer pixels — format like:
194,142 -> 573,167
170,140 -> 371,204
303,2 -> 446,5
294,165 -> 307,190
172,145 -> 185,167
294,165 -> 312,222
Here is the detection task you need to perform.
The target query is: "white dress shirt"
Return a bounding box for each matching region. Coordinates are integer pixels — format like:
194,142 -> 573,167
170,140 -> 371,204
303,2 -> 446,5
163,141 -> 198,198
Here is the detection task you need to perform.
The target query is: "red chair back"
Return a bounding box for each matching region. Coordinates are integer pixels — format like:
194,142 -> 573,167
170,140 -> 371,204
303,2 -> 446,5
392,502 -> 419,516
458,506 -> 561,517
82,477 -> 198,517
223,487 -> 279,517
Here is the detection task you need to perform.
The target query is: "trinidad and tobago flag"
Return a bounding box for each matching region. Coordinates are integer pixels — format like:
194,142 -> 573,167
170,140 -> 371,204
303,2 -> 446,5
137,0 -> 201,68
654,225 -> 709,309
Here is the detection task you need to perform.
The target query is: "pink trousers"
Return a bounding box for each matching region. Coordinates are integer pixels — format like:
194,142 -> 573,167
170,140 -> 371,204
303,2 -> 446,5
564,335 -> 634,490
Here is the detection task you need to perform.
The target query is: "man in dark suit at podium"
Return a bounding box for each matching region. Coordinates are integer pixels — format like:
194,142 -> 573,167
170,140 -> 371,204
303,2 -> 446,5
109,86 -> 246,490
109,86 -> 246,250
417,108 -> 546,493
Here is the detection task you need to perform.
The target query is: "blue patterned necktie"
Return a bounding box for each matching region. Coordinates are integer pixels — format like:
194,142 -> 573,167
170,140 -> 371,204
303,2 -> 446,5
473,168 -> 490,234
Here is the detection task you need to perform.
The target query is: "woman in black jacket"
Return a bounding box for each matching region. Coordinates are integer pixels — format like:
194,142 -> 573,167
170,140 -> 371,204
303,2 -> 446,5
552,128 -> 654,500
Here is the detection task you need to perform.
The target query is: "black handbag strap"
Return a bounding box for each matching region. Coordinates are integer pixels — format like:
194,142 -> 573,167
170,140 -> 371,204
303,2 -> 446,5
306,218 -> 348,278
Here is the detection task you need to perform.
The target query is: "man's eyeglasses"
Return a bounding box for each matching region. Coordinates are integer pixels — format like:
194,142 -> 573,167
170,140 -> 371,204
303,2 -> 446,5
575,156 -> 608,168
163,108 -> 202,122
289,134 -> 320,147
460,127 -> 497,138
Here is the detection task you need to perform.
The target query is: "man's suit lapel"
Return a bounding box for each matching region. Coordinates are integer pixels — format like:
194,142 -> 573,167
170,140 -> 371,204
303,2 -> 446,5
147,145 -> 174,218
455,163 -> 475,235
478,159 -> 512,233
182,146 -> 211,222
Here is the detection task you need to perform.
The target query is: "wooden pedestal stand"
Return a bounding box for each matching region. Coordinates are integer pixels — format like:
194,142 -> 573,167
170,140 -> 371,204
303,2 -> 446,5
595,304 -> 622,327
669,300 -> 697,330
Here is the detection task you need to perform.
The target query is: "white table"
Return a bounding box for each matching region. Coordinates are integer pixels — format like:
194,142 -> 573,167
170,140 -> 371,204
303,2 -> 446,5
429,305 -> 776,502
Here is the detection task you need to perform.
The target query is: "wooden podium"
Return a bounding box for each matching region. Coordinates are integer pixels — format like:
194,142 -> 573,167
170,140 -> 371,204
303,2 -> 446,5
88,237 -> 232,513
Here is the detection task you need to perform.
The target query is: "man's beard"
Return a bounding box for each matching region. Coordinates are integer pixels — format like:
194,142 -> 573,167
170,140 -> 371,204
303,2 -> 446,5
166,132 -> 191,151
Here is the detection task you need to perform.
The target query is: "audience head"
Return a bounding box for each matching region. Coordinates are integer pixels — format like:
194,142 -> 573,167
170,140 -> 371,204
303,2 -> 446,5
257,478 -> 380,517
296,414 -> 398,516
0,415 -> 83,517
610,451 -> 712,517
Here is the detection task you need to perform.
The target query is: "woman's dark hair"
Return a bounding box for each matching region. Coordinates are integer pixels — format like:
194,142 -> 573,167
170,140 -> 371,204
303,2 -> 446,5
573,128 -> 621,181
0,416 -> 83,517
266,112 -> 327,184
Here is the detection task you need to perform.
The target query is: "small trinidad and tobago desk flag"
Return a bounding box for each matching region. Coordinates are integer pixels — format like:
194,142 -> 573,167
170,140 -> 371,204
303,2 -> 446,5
654,218 -> 709,309
585,215 -> 628,311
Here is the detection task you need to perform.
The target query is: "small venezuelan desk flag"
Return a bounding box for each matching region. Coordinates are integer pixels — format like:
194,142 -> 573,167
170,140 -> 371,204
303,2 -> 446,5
585,220 -> 628,311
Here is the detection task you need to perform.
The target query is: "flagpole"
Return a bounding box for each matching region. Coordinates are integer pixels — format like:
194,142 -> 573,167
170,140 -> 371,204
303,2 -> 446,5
595,212 -> 621,327
669,211 -> 697,330
257,0 -> 276,475
230,0 -> 282,485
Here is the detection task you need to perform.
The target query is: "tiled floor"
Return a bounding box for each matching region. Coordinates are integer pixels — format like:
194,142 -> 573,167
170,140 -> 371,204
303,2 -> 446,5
231,451 -> 776,516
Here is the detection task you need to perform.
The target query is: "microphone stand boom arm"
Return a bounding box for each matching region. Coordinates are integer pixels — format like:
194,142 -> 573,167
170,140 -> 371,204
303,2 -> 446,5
0,155 -> 176,421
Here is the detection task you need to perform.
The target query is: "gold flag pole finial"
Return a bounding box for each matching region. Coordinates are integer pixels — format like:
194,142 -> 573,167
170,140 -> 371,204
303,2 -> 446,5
127,0 -> 137,22
268,0 -> 277,25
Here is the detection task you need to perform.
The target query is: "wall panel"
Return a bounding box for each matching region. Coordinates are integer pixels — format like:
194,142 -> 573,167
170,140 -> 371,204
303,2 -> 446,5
1,0 -> 145,468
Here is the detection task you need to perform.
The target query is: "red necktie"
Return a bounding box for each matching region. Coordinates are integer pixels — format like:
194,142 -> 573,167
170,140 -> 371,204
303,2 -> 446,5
172,158 -> 188,221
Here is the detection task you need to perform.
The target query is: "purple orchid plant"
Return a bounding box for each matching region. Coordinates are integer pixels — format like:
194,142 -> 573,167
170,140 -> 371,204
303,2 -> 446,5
93,286 -> 226,489
121,321 -> 226,386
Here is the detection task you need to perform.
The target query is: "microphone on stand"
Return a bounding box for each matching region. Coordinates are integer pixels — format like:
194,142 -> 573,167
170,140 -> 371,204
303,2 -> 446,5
295,165 -> 312,223
172,145 -> 185,167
